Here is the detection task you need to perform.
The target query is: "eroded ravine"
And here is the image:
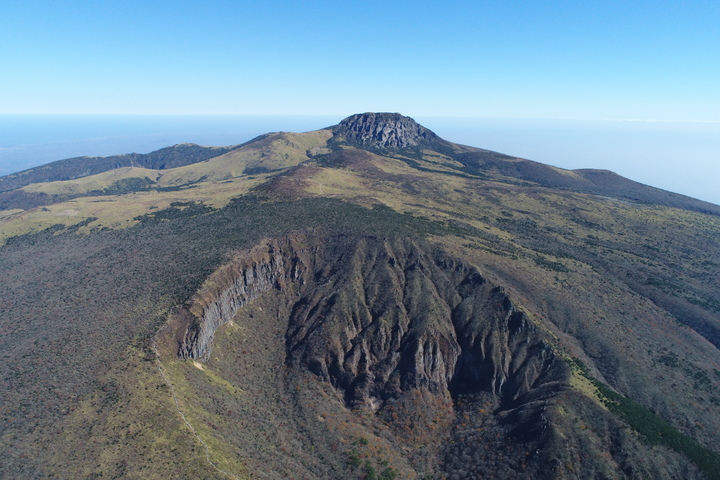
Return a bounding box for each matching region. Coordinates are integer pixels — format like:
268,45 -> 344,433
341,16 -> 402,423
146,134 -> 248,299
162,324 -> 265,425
151,234 -> 572,477
172,234 -> 561,409
154,233 -> 687,479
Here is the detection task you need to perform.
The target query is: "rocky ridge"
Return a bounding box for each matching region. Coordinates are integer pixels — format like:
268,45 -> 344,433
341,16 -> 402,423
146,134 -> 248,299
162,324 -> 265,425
166,233 -> 701,479
177,238 -> 311,360
175,234 -> 561,404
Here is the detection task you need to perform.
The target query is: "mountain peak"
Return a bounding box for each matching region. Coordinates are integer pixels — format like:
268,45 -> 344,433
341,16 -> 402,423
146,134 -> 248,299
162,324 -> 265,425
333,112 -> 440,150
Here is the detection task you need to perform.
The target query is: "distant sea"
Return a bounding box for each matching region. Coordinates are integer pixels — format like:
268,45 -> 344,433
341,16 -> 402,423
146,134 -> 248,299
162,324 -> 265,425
1,115 -> 718,206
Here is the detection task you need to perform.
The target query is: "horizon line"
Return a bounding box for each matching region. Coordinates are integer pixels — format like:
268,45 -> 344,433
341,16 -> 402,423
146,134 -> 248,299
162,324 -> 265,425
1,113 -> 719,124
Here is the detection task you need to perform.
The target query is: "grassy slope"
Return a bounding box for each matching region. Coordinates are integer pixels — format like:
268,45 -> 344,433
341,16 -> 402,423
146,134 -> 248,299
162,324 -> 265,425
0,130 -> 332,244
21,166 -> 160,195
0,143 -> 237,193
48,342 -> 234,480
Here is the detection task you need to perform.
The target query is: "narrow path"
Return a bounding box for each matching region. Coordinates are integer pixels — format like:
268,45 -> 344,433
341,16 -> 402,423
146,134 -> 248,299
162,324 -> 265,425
151,321 -> 242,480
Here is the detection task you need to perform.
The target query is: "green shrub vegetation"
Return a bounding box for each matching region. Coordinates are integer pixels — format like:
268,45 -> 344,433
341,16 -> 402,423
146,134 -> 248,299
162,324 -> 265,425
569,358 -> 720,479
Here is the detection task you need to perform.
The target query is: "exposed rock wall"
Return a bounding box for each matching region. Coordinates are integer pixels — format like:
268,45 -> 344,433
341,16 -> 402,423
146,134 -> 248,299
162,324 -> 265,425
283,236 -> 562,409
333,112 -> 441,150
177,238 -> 310,360
175,234 -> 561,411
164,234 -> 703,480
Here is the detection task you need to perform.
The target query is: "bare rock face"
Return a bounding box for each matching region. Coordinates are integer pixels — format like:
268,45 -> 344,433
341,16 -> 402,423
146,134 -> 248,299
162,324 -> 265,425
176,237 -> 311,360
169,234 -> 700,479
176,234 -> 562,409
283,236 -> 562,409
333,112 -> 441,150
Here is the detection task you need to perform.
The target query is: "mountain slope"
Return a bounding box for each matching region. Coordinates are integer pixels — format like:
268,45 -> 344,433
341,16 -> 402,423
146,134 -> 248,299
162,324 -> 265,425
0,142 -> 239,192
1,113 -> 719,479
454,149 -> 720,215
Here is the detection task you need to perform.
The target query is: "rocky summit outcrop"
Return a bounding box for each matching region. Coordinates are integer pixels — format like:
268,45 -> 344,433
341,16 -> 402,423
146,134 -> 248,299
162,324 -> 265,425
333,112 -> 442,150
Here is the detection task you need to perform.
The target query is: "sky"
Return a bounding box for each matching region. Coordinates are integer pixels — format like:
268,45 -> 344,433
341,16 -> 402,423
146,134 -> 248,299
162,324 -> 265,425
1,1 -> 719,203
2,0 -> 719,119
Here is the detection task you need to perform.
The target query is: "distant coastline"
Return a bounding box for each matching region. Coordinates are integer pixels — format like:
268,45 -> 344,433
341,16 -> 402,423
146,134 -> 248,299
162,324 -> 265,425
1,115 -> 718,206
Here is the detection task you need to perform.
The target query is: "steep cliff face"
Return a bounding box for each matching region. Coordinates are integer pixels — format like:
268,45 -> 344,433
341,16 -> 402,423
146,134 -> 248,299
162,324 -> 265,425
283,236 -> 563,410
176,234 -> 561,408
333,112 -> 443,150
162,233 -> 702,479
177,237 -> 311,360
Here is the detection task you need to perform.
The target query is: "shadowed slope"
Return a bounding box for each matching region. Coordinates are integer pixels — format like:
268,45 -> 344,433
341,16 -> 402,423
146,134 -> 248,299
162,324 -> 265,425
163,234 -> 704,479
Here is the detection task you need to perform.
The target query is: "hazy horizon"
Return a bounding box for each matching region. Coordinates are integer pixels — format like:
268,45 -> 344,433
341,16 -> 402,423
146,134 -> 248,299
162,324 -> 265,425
2,114 -> 719,206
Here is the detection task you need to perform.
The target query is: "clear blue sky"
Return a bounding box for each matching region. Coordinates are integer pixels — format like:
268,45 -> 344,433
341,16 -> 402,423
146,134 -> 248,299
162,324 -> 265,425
2,0 -> 719,120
